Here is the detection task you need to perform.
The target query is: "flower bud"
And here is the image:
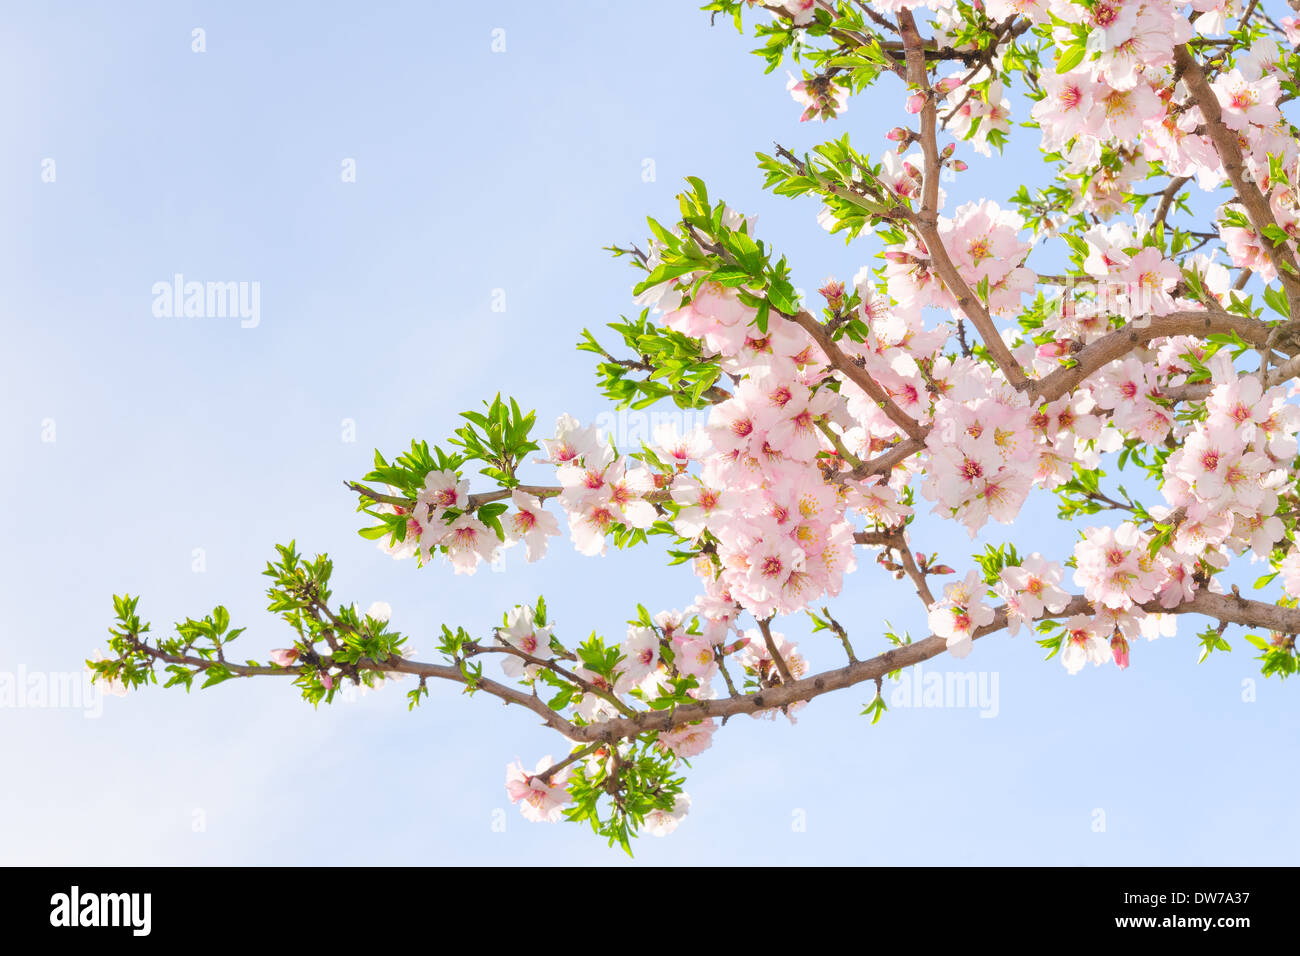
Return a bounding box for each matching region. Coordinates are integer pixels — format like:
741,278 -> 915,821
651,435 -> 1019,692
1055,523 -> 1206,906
1110,634 -> 1130,669
723,637 -> 750,656
819,277 -> 845,307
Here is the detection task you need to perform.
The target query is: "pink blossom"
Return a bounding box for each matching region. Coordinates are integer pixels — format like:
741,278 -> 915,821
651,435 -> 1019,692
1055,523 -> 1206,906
540,413 -> 609,467
1087,81 -> 1164,143
1060,616 -> 1110,675
658,719 -> 717,758
617,626 -> 661,693
496,604 -> 555,679
505,756 -> 572,823
1212,69 -> 1281,133
506,489 -> 562,562
644,792 -> 691,836
1073,523 -> 1163,610
1280,552 -> 1300,598
417,469 -> 468,523
927,571 -> 996,658
441,514 -> 500,574
996,554 -> 1070,635
675,638 -> 719,684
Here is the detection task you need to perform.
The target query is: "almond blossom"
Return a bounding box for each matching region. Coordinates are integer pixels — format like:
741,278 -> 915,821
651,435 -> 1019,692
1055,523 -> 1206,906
996,555 -> 1071,635
505,489 -> 562,562
928,571 -> 996,658
505,756 -> 573,823
95,0 -> 1300,853
495,605 -> 554,679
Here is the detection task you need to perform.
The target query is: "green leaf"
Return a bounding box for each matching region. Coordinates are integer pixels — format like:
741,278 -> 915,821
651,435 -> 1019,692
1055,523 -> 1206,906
1056,43 -> 1086,74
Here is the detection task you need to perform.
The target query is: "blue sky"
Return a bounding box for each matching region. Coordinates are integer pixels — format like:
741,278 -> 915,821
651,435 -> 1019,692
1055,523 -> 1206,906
1,0 -> 1295,865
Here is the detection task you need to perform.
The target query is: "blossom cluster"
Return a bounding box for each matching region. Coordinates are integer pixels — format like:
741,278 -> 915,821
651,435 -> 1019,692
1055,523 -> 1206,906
365,2 -> 1300,830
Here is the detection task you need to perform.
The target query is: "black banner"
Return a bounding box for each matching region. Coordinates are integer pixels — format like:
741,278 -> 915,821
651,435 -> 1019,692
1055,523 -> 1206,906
4,866 -> 1285,940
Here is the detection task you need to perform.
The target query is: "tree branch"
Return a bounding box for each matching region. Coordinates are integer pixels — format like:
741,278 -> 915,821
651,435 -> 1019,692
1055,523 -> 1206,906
898,10 -> 1028,389
1174,44 -> 1300,308
787,308 -> 928,441
758,615 -> 796,685
1028,310 -> 1275,404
